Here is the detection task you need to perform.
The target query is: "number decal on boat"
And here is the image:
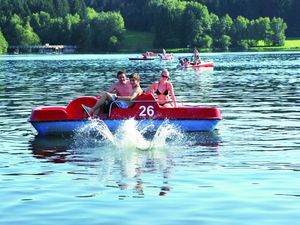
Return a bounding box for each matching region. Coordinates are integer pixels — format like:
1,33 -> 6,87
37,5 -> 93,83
139,105 -> 155,117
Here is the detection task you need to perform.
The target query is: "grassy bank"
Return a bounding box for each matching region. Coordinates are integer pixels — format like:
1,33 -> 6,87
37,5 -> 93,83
120,30 -> 300,53
250,38 -> 300,51
119,30 -> 155,53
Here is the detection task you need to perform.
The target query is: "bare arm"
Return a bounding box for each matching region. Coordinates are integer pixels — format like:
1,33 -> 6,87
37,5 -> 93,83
117,87 -> 142,101
145,82 -> 157,94
107,83 -> 116,93
168,82 -> 177,107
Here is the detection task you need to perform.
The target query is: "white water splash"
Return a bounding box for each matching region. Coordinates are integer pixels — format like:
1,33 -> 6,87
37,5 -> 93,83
113,119 -> 149,150
149,119 -> 182,149
74,118 -> 182,151
71,118 -> 184,180
114,118 -> 182,151
73,118 -> 114,147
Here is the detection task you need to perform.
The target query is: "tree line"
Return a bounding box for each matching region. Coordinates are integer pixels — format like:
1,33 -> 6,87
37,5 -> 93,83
0,0 -> 289,53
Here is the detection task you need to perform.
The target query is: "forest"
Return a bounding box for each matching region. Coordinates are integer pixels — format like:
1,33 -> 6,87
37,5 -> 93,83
0,0 -> 297,53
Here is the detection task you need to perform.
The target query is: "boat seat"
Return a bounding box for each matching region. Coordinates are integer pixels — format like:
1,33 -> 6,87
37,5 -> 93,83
133,93 -> 158,106
66,96 -> 97,119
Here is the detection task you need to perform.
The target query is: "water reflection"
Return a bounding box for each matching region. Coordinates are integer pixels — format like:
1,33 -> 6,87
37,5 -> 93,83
29,135 -> 73,163
29,130 -> 221,196
29,131 -> 221,163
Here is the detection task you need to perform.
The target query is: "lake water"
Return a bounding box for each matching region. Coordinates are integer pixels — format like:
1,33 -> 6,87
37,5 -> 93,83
1,52 -> 300,225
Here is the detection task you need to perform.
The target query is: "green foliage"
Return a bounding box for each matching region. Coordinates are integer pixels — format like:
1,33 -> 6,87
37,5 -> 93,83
5,14 -> 40,45
213,35 -> 231,50
77,9 -> 125,51
151,0 -> 185,48
194,0 -> 299,37
237,40 -> 249,51
108,36 -> 119,51
248,17 -> 271,45
0,0 -> 290,52
20,21 -> 41,45
230,16 -> 249,46
0,28 -> 8,53
210,14 -> 233,49
193,34 -> 212,48
181,1 -> 211,47
268,17 -> 287,46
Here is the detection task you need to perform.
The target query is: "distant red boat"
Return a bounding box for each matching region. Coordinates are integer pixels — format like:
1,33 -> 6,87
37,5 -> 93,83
178,61 -> 214,69
129,52 -> 157,60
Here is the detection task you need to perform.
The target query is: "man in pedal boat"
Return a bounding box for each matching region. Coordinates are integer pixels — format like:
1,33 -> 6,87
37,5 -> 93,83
83,73 -> 143,116
86,70 -> 132,115
107,70 -> 132,97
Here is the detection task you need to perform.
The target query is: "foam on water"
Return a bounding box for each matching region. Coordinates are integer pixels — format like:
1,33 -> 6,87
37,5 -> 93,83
73,118 -> 183,151
73,118 -> 115,147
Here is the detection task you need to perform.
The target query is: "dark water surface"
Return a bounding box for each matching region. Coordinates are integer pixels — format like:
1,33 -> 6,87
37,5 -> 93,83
1,52 -> 300,225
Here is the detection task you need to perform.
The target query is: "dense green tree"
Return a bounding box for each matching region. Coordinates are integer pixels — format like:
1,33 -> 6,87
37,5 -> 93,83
69,0 -> 87,18
248,17 -> 271,46
0,0 -> 290,51
27,0 -> 55,16
0,28 -> 8,53
230,16 -> 249,47
30,12 -> 52,43
210,13 -> 233,49
151,0 -> 185,48
194,34 -> 212,49
181,1 -> 211,48
268,17 -> 287,46
21,21 -> 41,45
5,14 -> 40,46
218,35 -> 231,50
53,0 -> 70,17
193,0 -> 297,36
77,8 -> 125,51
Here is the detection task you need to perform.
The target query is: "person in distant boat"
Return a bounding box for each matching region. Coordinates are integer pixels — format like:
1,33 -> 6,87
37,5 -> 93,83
146,69 -> 177,108
83,73 -> 143,116
183,58 -> 190,66
179,58 -> 188,66
193,47 -> 201,65
179,58 -> 184,66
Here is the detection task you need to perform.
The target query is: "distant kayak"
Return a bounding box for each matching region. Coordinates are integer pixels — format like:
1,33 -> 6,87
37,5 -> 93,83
129,57 -> 155,61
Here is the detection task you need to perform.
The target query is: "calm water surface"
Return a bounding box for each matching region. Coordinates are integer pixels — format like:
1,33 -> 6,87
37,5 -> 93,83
1,52 -> 300,225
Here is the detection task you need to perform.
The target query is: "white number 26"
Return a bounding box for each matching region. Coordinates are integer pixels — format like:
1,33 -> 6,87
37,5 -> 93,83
139,105 -> 155,117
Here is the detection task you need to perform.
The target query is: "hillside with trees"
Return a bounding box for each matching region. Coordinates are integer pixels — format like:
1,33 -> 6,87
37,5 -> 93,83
0,0 -> 294,53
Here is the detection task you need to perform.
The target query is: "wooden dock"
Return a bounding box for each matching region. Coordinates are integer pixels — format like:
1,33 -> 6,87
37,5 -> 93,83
9,43 -> 78,54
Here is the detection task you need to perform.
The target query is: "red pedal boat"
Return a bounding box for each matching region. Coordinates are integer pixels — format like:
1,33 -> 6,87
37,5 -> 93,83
29,93 -> 222,135
179,61 -> 214,69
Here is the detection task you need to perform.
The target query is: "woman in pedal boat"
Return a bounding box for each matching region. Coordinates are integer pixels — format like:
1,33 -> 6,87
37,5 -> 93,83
146,69 -> 177,108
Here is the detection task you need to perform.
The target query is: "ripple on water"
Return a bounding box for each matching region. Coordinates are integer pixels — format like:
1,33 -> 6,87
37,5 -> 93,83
1,52 -> 300,224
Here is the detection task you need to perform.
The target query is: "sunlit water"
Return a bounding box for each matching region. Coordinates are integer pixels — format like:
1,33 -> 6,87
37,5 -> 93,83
1,52 -> 300,225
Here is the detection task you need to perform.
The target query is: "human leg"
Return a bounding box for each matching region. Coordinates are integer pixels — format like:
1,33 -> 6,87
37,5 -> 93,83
90,92 -> 114,115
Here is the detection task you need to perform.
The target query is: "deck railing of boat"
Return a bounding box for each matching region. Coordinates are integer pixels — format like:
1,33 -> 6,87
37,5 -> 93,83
107,99 -> 218,117
107,99 -> 173,117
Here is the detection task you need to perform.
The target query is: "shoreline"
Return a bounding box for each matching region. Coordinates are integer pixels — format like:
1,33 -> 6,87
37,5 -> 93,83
4,49 -> 300,55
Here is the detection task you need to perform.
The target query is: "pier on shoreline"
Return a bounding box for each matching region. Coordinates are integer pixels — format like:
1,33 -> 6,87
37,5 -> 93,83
9,43 -> 78,54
